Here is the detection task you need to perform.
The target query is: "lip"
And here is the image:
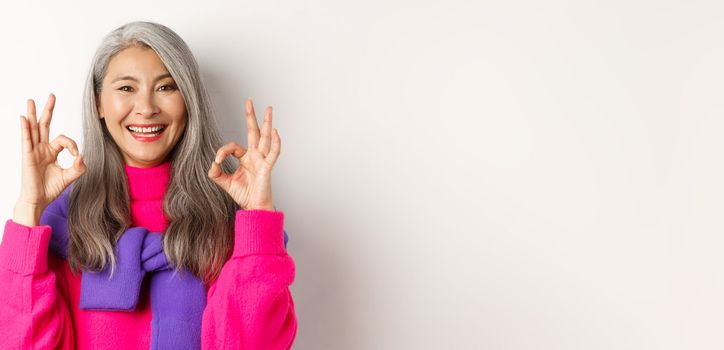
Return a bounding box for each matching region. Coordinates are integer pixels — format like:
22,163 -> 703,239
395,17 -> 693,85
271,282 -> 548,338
127,123 -> 167,128
127,124 -> 167,142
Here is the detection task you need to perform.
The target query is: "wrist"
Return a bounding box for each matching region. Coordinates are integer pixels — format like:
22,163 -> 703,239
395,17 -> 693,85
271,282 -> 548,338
13,202 -> 44,227
246,207 -> 276,212
244,204 -> 276,211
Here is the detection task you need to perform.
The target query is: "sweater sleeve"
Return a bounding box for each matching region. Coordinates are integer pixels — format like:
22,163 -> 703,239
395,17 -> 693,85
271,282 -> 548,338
201,209 -> 298,350
0,208 -> 75,349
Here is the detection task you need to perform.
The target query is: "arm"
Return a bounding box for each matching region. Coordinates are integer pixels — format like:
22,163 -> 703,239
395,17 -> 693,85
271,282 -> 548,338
0,195 -> 75,349
202,209 -> 297,350
0,94 -> 83,349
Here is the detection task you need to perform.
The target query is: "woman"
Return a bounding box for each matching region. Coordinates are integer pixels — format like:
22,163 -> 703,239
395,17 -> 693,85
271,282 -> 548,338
0,21 -> 297,349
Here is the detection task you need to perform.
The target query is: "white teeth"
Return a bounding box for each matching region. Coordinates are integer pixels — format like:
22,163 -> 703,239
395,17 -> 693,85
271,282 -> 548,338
128,125 -> 164,133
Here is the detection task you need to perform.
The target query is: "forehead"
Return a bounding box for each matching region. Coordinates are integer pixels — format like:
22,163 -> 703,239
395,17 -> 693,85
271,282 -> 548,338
106,46 -> 170,79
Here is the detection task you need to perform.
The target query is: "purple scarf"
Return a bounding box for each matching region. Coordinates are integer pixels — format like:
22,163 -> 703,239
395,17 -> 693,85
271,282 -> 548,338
40,186 -> 288,349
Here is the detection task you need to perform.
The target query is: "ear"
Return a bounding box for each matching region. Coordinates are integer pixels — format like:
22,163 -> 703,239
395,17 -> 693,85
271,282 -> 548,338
96,99 -> 104,119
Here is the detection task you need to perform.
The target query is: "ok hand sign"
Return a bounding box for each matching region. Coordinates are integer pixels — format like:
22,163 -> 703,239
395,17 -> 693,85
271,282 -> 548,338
14,93 -> 86,226
207,98 -> 281,211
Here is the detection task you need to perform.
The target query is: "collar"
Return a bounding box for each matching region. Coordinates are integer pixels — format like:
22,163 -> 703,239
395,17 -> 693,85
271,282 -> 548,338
124,161 -> 172,201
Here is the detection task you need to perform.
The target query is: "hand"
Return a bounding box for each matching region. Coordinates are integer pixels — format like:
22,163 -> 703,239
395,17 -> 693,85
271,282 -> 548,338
14,93 -> 86,226
208,98 -> 281,211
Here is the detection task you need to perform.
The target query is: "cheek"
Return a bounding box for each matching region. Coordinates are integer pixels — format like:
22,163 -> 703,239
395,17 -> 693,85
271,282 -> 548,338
103,95 -> 133,121
164,95 -> 188,124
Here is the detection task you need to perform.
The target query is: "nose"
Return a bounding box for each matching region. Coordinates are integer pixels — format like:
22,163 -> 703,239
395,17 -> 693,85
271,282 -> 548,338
134,90 -> 161,118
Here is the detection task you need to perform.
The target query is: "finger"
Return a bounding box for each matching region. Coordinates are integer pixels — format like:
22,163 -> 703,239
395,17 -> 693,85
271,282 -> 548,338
19,116 -> 33,153
257,106 -> 273,156
39,93 -> 56,144
61,153 -> 86,184
207,160 -> 230,183
27,99 -> 40,145
246,98 -> 261,149
49,135 -> 79,158
207,161 -> 233,194
265,128 -> 281,167
214,142 -> 246,164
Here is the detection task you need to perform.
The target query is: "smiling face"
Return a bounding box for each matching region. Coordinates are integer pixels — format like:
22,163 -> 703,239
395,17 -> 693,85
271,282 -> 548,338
97,45 -> 187,168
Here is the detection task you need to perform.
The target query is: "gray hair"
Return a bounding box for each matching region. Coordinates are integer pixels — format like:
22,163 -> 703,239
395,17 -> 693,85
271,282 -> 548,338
67,21 -> 239,283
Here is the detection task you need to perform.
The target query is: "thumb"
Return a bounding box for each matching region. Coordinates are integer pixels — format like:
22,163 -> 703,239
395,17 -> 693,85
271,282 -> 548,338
62,153 -> 86,185
207,161 -> 229,189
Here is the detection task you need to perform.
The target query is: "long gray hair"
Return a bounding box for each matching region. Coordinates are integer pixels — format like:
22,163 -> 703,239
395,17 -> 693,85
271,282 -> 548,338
67,21 -> 239,284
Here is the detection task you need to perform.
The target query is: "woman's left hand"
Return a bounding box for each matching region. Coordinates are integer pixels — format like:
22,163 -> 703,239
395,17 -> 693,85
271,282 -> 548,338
208,98 -> 281,211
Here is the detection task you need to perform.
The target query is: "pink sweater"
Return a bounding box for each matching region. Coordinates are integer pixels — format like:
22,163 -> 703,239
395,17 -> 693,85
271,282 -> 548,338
0,161 -> 297,349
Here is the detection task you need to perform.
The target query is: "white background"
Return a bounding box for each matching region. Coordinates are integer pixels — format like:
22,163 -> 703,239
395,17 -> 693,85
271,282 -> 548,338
0,0 -> 720,349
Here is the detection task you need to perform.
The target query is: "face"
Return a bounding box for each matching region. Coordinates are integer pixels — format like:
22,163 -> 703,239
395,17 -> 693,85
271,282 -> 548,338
97,46 -> 187,168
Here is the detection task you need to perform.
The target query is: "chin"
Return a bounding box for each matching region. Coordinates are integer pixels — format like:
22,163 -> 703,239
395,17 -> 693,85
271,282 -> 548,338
126,153 -> 167,166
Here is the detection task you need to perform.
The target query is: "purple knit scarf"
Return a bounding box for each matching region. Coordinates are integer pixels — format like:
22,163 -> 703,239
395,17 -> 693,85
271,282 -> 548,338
40,186 -> 288,349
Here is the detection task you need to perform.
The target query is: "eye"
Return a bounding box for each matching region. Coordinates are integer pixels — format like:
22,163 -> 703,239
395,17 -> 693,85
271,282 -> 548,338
159,84 -> 177,91
118,86 -> 134,92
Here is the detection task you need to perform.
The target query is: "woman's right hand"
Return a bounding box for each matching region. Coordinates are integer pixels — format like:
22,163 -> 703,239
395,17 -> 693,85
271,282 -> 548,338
13,93 -> 86,227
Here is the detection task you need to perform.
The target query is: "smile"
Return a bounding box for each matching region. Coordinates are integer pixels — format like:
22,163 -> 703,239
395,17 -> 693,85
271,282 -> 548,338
126,124 -> 167,142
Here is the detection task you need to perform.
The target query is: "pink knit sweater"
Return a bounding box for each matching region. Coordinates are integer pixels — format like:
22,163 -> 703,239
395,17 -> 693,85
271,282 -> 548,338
0,161 -> 298,349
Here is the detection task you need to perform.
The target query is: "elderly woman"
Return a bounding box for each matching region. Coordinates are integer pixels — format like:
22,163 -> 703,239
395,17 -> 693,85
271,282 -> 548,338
0,21 -> 297,349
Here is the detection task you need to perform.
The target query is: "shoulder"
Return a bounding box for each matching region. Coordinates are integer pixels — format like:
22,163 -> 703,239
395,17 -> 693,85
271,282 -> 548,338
40,185 -> 73,259
46,186 -> 73,218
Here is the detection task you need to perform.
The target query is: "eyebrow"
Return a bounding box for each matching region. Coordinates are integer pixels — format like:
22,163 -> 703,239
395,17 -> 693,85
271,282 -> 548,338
111,73 -> 173,84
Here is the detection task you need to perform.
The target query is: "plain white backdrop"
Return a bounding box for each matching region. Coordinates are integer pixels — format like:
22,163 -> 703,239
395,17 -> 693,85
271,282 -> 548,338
0,0 -> 721,349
